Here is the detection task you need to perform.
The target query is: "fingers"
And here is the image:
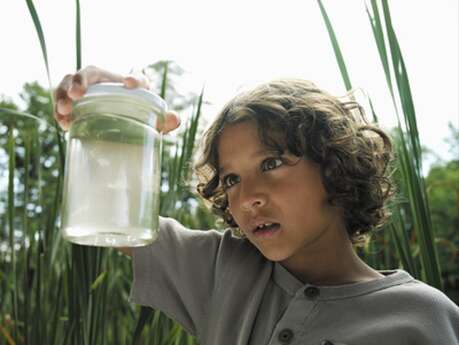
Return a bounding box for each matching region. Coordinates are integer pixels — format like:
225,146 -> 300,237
123,73 -> 151,90
156,111 -> 181,134
70,65 -> 125,100
54,74 -> 74,131
123,74 -> 180,134
53,65 -> 169,133
53,66 -> 125,131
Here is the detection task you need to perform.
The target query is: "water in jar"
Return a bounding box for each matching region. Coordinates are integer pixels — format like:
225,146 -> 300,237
61,112 -> 162,247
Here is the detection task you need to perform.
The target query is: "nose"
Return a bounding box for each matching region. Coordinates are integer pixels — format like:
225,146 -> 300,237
238,181 -> 268,212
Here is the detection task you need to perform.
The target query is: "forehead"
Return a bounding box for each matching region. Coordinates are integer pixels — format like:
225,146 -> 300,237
217,121 -> 282,174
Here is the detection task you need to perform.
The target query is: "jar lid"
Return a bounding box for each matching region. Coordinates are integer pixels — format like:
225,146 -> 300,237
73,82 -> 168,128
83,82 -> 167,113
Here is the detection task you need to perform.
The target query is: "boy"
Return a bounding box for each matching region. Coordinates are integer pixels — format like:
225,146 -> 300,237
55,66 -> 459,345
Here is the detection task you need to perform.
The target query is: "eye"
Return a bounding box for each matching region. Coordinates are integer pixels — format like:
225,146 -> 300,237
222,157 -> 284,190
222,174 -> 240,189
261,157 -> 283,171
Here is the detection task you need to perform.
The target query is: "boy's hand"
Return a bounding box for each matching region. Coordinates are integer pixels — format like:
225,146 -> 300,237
53,65 -> 180,133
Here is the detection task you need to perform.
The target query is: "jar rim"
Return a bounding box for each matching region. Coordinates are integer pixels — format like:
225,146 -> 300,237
83,82 -> 167,112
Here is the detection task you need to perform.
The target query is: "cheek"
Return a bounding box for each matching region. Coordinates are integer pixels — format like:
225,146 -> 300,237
225,189 -> 233,205
267,174 -> 299,200
226,192 -> 238,216
272,174 -> 328,214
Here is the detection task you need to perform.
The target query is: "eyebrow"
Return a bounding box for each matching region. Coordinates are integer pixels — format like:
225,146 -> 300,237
219,148 -> 281,177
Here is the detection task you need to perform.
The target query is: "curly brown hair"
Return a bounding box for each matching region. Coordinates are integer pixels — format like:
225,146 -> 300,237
192,78 -> 396,247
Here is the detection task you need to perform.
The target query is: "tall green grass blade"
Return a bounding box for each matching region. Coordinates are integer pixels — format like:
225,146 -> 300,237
366,0 -> 393,94
75,0 -> 82,70
381,2 -> 422,169
176,126 -> 189,190
168,140 -> 180,195
25,0 -> 51,89
50,275 -> 64,345
34,238 -> 43,344
7,124 -> 18,344
368,96 -> 378,123
399,137 -> 441,286
317,0 -> 352,90
25,0 -> 67,255
316,0 -> 443,292
363,2 -> 416,277
379,1 -> 442,289
185,86 -> 204,165
392,225 -> 411,271
21,132 -> 33,345
0,108 -> 49,126
161,86 -> 204,223
157,61 -> 173,229
160,61 -> 169,100
90,271 -> 107,291
364,0 -> 402,140
132,306 -> 154,345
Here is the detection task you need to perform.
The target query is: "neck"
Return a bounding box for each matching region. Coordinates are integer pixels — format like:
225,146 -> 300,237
280,228 -> 384,286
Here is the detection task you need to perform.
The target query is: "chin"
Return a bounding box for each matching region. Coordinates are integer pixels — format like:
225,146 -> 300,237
258,248 -> 289,262
244,237 -> 290,261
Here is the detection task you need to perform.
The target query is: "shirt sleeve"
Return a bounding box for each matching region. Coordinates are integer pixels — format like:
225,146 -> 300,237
412,282 -> 459,345
128,216 -> 236,337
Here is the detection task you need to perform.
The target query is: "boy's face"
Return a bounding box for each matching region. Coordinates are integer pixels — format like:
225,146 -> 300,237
217,120 -> 348,264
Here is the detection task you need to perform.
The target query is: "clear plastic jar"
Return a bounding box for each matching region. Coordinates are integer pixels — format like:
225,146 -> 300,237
60,83 -> 167,247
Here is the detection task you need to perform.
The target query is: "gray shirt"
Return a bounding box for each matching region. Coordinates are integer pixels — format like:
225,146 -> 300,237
129,217 -> 459,345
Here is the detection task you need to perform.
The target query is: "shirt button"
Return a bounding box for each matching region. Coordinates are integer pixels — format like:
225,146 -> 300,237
320,340 -> 334,345
304,286 -> 320,299
278,328 -> 294,344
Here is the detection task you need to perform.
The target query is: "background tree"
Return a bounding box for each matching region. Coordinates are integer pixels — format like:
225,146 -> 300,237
425,123 -> 459,292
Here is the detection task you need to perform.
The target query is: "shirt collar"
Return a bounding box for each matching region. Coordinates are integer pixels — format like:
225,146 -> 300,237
273,262 -> 415,300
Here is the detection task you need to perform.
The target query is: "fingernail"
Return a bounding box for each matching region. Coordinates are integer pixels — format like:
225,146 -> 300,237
123,76 -> 137,88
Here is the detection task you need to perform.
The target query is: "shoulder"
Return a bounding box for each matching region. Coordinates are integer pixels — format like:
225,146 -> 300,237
158,216 -> 269,286
158,216 -> 245,244
158,216 -> 226,244
387,273 -> 459,330
376,271 -> 459,343
158,216 -> 257,261
389,274 -> 458,312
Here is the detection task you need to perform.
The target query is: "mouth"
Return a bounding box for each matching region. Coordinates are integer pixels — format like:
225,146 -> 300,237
252,223 -> 281,237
